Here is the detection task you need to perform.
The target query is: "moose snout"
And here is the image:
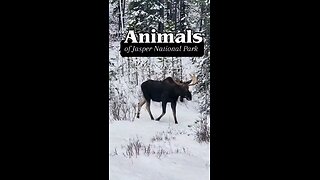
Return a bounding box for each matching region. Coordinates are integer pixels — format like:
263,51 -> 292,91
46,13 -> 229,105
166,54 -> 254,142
185,92 -> 192,101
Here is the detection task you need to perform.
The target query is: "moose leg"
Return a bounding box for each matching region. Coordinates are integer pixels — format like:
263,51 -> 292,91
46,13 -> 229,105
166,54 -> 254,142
137,98 -> 146,118
156,101 -> 167,121
146,100 -> 154,120
171,101 -> 178,124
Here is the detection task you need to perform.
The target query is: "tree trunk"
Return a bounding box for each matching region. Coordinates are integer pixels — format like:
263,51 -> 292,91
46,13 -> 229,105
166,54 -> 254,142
148,58 -> 151,79
171,57 -> 175,77
162,58 -> 166,79
135,59 -> 138,86
166,0 -> 171,20
179,58 -> 183,80
199,2 -> 204,32
127,57 -> 130,82
119,0 -> 124,34
180,0 -> 185,31
122,0 -> 125,29
159,0 -> 164,32
174,0 -> 177,32
118,3 -> 121,32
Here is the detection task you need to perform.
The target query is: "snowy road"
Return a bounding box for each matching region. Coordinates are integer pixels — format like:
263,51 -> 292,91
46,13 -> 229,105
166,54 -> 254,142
109,101 -> 210,180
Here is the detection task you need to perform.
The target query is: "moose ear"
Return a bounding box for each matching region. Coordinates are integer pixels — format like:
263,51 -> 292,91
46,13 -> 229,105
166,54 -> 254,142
185,80 -> 192,84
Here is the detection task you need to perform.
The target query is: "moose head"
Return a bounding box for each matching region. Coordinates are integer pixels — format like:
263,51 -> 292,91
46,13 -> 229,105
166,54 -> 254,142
173,74 -> 198,102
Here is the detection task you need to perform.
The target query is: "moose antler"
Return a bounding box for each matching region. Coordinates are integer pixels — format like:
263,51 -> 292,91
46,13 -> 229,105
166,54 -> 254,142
167,75 -> 198,86
172,78 -> 184,86
188,74 -> 198,86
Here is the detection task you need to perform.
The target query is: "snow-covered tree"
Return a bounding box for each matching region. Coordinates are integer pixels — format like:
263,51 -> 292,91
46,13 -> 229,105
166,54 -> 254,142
109,0 -> 211,142
128,0 -> 163,32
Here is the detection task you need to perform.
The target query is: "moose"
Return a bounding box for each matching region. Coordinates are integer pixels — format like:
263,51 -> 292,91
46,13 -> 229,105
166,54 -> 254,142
137,74 -> 198,124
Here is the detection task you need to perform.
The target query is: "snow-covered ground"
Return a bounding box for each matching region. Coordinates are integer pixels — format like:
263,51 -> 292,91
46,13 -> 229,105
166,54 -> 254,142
109,101 -> 210,180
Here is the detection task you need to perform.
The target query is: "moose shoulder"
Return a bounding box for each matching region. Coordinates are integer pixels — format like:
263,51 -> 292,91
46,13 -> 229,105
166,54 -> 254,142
137,75 -> 198,124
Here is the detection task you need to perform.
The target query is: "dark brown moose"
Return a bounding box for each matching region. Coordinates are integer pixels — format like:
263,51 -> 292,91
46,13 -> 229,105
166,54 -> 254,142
137,74 -> 198,124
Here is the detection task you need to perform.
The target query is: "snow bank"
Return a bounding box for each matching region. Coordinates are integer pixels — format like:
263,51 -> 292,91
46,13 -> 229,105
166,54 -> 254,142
109,102 -> 210,180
